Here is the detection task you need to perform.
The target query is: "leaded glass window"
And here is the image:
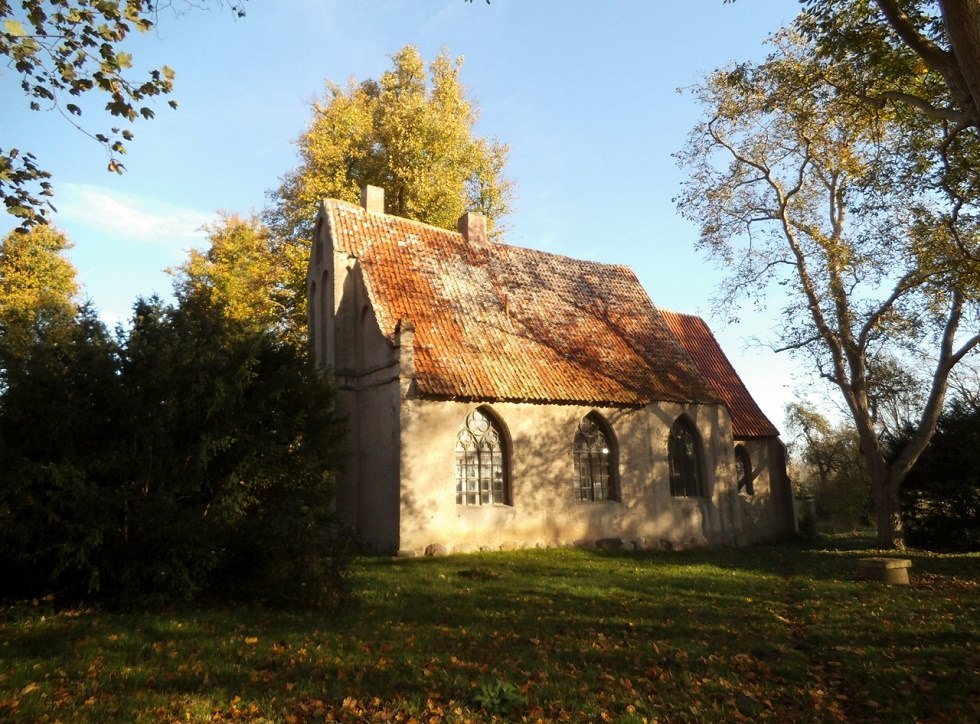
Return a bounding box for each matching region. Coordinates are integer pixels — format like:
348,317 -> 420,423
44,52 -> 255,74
668,417 -> 707,498
455,409 -> 507,505
574,415 -> 614,501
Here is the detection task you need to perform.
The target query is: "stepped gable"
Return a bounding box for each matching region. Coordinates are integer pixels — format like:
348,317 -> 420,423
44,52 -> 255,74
323,198 -> 719,406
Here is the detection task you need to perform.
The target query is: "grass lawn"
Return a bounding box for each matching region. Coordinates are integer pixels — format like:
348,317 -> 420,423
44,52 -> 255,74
1,533 -> 978,722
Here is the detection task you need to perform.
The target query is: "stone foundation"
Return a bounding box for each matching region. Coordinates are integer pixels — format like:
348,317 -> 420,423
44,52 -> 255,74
397,537 -> 700,558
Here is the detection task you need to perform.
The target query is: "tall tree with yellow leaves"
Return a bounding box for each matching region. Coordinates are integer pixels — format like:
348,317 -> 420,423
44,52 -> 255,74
0,225 -> 79,369
170,213 -> 307,348
268,45 -> 513,244
171,45 -> 514,346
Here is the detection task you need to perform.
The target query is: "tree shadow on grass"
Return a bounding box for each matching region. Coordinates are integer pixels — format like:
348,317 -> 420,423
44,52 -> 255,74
3,536 -> 978,721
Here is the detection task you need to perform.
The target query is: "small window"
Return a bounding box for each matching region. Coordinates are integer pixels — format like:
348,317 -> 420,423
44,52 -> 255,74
455,408 -> 508,505
314,217 -> 324,264
735,446 -> 754,495
319,270 -> 329,359
308,280 -> 317,353
574,414 -> 616,501
669,416 -> 707,498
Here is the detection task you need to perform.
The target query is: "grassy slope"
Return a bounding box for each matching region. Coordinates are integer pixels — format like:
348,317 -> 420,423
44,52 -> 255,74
1,534 -> 978,722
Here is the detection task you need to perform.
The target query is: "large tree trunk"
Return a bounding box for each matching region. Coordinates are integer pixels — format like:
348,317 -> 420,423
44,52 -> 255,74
877,0 -> 980,126
941,0 -> 980,127
867,453 -> 905,549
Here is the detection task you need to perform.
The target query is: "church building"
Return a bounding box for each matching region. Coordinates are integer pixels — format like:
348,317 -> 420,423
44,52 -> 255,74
307,186 -> 795,555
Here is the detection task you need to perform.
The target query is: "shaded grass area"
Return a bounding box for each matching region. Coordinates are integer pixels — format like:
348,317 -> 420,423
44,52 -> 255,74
2,534 -> 978,722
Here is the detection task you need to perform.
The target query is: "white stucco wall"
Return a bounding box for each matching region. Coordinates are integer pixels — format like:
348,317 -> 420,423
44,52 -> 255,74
308,202 -> 794,554
735,437 -> 796,544
395,398 -> 747,554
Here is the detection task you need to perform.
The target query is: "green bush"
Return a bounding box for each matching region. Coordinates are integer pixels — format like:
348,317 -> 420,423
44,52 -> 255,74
901,398 -> 980,551
0,298 -> 350,607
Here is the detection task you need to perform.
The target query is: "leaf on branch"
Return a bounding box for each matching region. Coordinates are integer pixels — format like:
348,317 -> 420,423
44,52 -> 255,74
3,19 -> 27,37
105,98 -> 130,117
2,1 -> 244,227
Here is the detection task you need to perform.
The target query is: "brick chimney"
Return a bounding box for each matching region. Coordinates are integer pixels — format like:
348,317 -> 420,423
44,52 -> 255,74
457,211 -> 487,247
360,185 -> 384,214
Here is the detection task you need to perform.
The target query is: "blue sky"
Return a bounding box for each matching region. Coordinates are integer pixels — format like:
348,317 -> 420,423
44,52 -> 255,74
2,0 -> 807,431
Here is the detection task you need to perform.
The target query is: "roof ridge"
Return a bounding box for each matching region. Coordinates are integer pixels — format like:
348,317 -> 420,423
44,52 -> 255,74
323,197 -> 641,278
319,196 -> 734,407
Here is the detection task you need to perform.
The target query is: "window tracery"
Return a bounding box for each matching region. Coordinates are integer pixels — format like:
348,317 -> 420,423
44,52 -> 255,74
574,414 -> 615,501
669,417 -> 707,498
455,408 -> 507,505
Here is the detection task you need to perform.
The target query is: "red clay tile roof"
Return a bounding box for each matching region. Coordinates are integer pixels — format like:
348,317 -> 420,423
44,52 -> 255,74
660,310 -> 779,438
324,199 -> 720,406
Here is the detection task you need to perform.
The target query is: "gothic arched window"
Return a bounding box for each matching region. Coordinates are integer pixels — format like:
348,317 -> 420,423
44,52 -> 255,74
455,408 -> 509,505
669,417 -> 707,498
574,414 -> 617,501
735,445 -> 754,495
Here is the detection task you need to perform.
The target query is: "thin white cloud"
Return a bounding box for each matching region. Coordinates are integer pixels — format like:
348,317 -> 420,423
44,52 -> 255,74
56,183 -> 216,244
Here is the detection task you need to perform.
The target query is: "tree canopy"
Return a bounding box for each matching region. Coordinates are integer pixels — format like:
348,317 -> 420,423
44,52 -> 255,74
268,45 -> 513,246
178,45 -> 513,346
802,0 -> 980,131
169,212 -> 305,347
1,0 -> 247,227
677,29 -> 980,548
0,221 -> 350,606
900,395 -> 980,550
0,224 -> 79,367
799,1 -> 980,210
0,289 -> 349,606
